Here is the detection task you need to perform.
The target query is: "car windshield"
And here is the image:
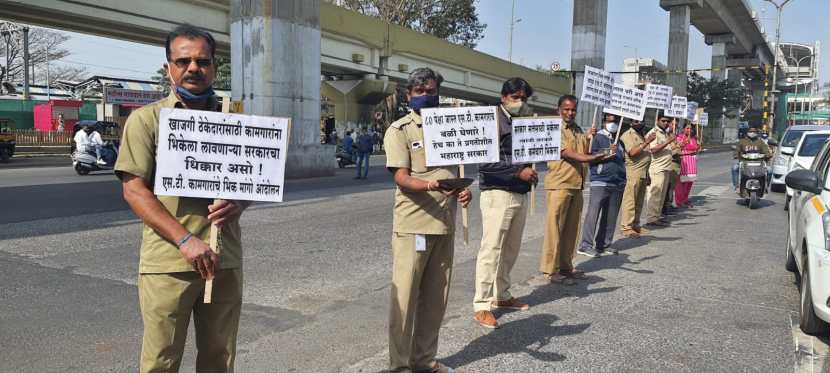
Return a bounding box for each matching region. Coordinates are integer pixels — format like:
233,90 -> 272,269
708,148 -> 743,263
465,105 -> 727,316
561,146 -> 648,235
798,134 -> 830,156
782,130 -> 807,147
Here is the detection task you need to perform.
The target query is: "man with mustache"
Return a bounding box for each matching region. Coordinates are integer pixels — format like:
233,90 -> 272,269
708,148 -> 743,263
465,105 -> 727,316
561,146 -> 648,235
115,25 -> 248,373
619,118 -> 656,238
643,113 -> 677,228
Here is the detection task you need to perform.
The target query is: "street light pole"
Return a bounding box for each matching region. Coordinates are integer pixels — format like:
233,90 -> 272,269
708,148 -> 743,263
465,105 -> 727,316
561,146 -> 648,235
624,45 -> 639,86
764,0 -> 792,130
785,53 -> 814,125
508,0 -> 521,63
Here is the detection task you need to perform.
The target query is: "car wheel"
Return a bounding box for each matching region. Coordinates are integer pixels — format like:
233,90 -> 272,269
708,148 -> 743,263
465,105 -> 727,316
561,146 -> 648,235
786,229 -> 797,273
771,183 -> 786,193
800,263 -> 830,335
0,148 -> 9,163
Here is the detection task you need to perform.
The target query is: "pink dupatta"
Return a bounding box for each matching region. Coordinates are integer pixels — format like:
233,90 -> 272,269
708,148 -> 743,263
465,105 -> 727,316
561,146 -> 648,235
677,134 -> 700,182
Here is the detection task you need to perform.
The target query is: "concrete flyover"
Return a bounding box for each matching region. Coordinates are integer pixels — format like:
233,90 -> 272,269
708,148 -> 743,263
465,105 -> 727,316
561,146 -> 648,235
0,0 -> 570,176
660,0 -> 775,143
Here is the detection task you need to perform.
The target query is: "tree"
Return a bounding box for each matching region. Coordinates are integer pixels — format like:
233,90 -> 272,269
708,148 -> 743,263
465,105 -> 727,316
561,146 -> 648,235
335,0 -> 486,48
687,72 -> 745,118
0,25 -> 88,93
151,56 -> 230,95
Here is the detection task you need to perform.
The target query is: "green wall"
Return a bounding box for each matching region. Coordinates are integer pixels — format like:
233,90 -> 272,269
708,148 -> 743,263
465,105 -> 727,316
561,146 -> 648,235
0,99 -> 47,129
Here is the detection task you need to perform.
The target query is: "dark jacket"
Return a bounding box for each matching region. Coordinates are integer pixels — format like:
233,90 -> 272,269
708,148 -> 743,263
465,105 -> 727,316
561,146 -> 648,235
357,133 -> 373,153
478,106 -> 532,194
589,129 -> 626,186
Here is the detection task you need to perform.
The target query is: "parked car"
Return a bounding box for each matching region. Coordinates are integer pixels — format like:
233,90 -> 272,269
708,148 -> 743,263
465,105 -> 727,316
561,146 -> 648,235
785,138 -> 830,335
771,125 -> 830,193
784,130 -> 830,209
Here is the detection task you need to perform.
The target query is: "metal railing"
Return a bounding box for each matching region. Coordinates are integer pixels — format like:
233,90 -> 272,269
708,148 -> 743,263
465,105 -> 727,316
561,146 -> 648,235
12,129 -> 73,146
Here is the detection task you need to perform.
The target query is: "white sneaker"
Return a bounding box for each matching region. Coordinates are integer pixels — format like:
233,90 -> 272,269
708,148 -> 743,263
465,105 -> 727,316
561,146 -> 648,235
96,159 -> 106,165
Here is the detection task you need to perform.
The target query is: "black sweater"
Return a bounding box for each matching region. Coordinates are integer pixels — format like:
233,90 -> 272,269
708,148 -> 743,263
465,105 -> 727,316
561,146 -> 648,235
478,106 -> 532,194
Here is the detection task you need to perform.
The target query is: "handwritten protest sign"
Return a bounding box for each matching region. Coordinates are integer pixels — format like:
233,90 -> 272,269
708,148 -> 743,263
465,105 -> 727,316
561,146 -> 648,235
686,101 -> 699,122
154,108 -> 290,203
511,116 -> 562,163
580,65 -> 615,107
665,96 -> 688,119
699,111 -> 709,127
644,83 -> 673,110
602,83 -> 647,121
421,106 -> 500,166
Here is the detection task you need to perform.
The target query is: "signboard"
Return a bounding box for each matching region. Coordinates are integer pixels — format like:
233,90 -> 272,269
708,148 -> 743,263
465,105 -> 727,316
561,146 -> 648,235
665,96 -> 688,118
699,111 -> 709,127
602,83 -> 647,121
154,108 -> 290,202
579,65 -> 615,107
644,83 -> 673,110
511,116 -> 562,163
686,101 -> 699,122
105,87 -> 165,106
421,106 -> 500,166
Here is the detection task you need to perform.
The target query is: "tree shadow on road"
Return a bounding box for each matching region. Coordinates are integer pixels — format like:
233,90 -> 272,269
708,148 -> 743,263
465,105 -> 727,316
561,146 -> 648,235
575,253 -> 662,275
441,313 -> 590,369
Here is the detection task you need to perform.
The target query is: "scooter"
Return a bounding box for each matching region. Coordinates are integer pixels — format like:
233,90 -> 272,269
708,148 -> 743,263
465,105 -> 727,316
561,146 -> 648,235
72,142 -> 118,175
738,151 -> 768,209
336,145 -> 356,168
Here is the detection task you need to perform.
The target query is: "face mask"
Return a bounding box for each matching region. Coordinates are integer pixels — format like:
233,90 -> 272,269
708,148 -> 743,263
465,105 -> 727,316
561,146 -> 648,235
606,122 -> 619,133
747,133 -> 758,139
504,101 -> 529,117
169,68 -> 214,102
410,95 -> 439,113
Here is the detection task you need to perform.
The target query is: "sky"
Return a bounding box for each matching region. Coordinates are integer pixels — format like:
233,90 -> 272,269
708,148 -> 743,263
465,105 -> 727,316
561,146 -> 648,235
35,0 -> 830,85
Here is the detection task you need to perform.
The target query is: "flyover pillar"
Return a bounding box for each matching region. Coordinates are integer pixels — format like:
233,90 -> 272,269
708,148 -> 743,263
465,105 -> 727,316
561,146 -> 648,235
707,33 -> 736,143
570,0 -> 607,130
663,2 -> 696,97
230,0 -> 334,178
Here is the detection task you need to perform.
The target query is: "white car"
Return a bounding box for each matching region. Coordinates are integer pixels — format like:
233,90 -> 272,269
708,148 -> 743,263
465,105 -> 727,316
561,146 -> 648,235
785,130 -> 830,208
786,138 -> 830,335
772,125 -> 830,193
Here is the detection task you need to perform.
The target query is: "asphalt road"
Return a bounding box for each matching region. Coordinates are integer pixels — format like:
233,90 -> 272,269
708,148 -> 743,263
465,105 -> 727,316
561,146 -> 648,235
0,151 -> 822,372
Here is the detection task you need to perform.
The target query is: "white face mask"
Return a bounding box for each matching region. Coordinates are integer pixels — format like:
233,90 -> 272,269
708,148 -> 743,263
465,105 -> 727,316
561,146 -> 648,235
606,122 -> 619,133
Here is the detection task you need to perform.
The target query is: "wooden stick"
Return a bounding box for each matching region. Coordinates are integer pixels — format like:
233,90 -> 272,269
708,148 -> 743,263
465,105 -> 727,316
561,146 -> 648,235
205,97 -> 233,303
588,106 -> 598,150
459,164 -> 469,247
614,117 -> 623,145
530,163 -> 537,216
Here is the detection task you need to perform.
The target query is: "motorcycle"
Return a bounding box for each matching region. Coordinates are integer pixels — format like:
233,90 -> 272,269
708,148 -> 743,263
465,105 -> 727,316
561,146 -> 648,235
738,151 -> 768,209
72,142 -> 118,175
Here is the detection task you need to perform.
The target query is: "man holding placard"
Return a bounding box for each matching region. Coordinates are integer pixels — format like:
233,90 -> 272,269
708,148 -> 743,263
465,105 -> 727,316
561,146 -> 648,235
472,78 -> 536,329
115,26 -> 249,372
383,67 -> 471,373
644,112 -> 677,228
539,95 -> 605,284
619,119 -> 656,238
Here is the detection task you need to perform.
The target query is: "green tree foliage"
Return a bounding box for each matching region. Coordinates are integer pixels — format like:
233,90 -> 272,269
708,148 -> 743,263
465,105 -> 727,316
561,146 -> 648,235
687,72 -> 745,118
335,0 -> 486,48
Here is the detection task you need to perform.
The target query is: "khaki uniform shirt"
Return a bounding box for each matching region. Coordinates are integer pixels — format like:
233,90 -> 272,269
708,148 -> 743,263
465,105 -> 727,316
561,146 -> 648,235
544,122 -> 589,190
647,126 -> 674,173
115,92 -> 242,274
620,128 -> 650,179
384,111 -> 458,235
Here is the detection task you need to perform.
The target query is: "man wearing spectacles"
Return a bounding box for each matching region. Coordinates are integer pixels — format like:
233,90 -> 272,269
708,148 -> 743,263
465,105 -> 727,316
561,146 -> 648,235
643,112 -> 677,228
115,25 -> 249,373
619,118 -> 656,238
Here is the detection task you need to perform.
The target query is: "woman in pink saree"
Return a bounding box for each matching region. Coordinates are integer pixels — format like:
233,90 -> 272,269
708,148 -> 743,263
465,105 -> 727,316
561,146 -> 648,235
675,125 -> 701,207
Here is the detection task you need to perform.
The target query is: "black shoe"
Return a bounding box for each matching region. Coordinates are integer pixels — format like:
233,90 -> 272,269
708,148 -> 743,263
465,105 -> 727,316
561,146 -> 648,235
577,248 -> 601,258
606,247 -> 619,255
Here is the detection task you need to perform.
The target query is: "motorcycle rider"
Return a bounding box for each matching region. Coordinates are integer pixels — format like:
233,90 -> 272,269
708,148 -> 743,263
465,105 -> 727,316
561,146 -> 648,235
88,126 -> 107,165
732,127 -> 771,193
74,124 -> 90,154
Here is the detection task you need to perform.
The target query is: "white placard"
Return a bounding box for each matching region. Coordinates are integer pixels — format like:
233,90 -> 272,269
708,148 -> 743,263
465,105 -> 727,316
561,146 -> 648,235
154,108 -> 290,202
106,87 -> 165,106
665,96 -> 688,118
602,83 -> 647,121
699,112 -> 709,127
644,84 -> 673,110
421,106 -> 500,166
579,65 -> 615,107
511,116 -> 562,163
686,101 -> 699,122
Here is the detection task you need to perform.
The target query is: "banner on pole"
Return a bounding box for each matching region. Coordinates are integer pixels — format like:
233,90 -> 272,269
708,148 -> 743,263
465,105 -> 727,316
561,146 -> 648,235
699,111 -> 709,127
511,116 -> 562,163
602,83 -> 647,121
644,83 -> 673,110
686,101 -> 699,122
665,96 -> 688,118
154,108 -> 290,202
579,65 -> 615,107
421,106 -> 500,166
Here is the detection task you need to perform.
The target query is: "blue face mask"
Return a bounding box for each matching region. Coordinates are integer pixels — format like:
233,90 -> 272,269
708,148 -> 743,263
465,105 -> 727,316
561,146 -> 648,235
409,95 -> 439,113
175,85 -> 215,102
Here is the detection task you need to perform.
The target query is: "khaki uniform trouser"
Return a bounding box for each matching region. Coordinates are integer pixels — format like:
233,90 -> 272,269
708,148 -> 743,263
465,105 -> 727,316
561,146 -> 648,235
645,170 -> 670,224
139,269 -> 242,373
620,174 -> 648,232
389,232 -> 454,373
473,190 -> 527,312
540,189 -> 583,274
